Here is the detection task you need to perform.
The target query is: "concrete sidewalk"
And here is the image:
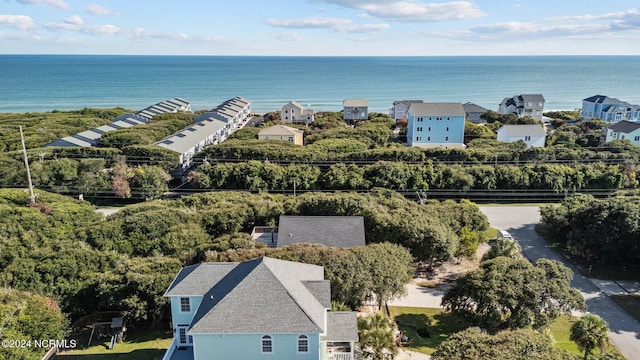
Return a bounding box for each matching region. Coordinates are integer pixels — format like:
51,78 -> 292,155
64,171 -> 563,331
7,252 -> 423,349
388,281 -> 445,308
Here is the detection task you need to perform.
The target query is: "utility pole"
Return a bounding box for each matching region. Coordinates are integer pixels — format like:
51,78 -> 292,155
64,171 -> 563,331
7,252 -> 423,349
293,180 -> 297,196
19,126 -> 36,203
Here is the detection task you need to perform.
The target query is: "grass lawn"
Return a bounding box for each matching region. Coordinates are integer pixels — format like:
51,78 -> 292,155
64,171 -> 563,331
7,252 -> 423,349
388,307 -> 614,357
611,294 -> 640,323
57,330 -> 172,360
388,306 -> 469,355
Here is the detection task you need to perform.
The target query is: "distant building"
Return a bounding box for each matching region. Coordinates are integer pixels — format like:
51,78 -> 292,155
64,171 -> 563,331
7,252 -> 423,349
252,215 -> 366,249
390,100 -> 423,122
406,102 -> 466,148
581,95 -> 640,122
44,98 -> 190,147
162,257 -> 359,360
498,94 -> 545,121
155,97 -> 251,170
343,98 -> 368,122
463,102 -> 489,124
258,125 -> 304,146
282,101 -> 314,125
603,120 -> 640,146
497,124 -> 546,148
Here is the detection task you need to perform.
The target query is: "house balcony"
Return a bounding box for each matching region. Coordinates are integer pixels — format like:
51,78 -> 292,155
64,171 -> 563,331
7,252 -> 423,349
328,352 -> 353,360
251,226 -> 278,247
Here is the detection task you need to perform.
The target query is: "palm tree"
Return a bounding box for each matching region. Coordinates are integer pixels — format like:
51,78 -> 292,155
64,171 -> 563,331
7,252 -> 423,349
357,312 -> 398,360
570,313 -> 610,360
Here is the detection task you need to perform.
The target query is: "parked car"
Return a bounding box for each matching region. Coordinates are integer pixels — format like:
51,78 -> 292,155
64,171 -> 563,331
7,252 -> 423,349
498,230 -> 513,240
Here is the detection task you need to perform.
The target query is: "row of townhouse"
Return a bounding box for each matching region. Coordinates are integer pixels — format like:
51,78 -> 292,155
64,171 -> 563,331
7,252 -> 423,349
154,97 -> 251,170
45,98 -> 191,147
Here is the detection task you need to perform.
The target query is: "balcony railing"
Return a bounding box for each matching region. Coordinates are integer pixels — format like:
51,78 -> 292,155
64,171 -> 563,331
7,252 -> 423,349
328,352 -> 352,360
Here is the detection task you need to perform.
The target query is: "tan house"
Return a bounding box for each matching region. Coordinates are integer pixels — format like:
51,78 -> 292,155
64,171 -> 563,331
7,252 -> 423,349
258,125 -> 304,145
282,101 -> 314,125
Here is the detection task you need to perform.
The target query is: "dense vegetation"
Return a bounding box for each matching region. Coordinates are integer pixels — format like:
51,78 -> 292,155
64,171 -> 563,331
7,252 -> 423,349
0,189 -> 487,335
540,194 -> 640,265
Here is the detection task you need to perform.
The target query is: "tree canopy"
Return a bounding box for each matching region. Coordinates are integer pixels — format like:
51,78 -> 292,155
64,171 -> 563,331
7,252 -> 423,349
442,257 -> 585,331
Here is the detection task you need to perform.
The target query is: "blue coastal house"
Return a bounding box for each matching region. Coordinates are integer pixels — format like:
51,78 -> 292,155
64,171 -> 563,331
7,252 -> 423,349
162,257 -> 358,360
603,120 -> 640,146
406,102 -> 466,148
581,95 -> 640,122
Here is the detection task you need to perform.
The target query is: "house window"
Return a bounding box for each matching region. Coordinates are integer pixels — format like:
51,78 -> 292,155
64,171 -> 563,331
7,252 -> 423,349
417,127 -> 423,132
445,127 -> 449,132
427,136 -> 431,141
524,136 -> 531,141
416,136 -> 422,141
417,117 -> 423,122
635,136 -> 640,141
288,137 -> 294,142
297,335 -> 309,353
428,127 -> 431,131
180,298 -> 190,312
445,136 -> 449,141
261,335 -> 273,353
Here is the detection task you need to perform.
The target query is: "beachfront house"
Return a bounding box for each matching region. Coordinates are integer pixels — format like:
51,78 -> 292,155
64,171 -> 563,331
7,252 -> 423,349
282,101 -> 315,125
406,102 -> 466,148
497,124 -> 547,148
581,95 -> 640,122
603,120 -> 640,146
154,97 -> 251,170
44,98 -> 190,147
343,99 -> 368,122
252,216 -> 366,248
162,257 -> 359,360
390,100 -> 423,123
498,94 -> 545,121
463,102 -> 489,124
257,125 -> 304,145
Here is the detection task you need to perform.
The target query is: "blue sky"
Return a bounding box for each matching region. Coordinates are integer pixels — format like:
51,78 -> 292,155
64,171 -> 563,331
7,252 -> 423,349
1,0 -> 639,55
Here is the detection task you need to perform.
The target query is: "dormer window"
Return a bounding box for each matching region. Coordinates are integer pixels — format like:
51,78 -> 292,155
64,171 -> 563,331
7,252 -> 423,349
261,335 -> 273,353
180,297 -> 190,312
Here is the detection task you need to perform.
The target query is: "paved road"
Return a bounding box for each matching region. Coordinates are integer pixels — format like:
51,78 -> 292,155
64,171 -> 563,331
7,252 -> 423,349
479,206 -> 640,360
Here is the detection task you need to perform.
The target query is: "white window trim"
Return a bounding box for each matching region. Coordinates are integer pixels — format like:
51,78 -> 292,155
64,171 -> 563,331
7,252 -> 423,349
180,297 -> 190,312
297,335 -> 309,353
261,335 -> 273,354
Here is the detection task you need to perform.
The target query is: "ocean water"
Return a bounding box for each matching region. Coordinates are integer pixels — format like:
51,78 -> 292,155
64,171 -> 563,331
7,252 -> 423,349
0,55 -> 639,114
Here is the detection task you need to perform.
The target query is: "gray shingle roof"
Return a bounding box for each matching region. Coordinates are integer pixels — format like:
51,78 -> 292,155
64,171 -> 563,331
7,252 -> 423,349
258,125 -> 303,136
608,120 -> 640,133
518,94 -> 545,104
321,312 -> 359,342
343,98 -> 368,107
408,102 -> 466,117
463,102 -> 488,113
164,263 -> 238,296
175,257 -> 327,334
499,125 -> 547,137
277,216 -> 366,248
303,281 -> 331,308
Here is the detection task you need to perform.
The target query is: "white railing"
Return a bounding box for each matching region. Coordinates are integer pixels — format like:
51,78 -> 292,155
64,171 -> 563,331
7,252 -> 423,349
328,352 -> 352,360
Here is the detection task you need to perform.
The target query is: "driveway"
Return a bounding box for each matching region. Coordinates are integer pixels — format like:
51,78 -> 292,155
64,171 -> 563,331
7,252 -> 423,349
479,206 -> 640,360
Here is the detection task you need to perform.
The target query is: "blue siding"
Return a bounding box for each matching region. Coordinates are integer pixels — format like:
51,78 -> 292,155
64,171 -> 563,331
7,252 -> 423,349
192,333 -> 320,360
407,114 -> 465,146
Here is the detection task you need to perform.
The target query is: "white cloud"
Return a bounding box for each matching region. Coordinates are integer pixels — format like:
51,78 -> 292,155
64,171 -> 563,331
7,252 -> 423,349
86,4 -> 120,16
273,31 -> 304,41
266,16 -> 389,33
316,0 -> 486,22
64,15 -> 83,26
0,14 -> 36,30
17,0 -> 70,10
337,23 -> 390,33
266,17 -> 352,29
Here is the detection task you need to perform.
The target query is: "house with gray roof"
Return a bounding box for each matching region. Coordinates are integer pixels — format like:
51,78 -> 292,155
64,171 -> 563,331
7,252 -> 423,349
343,98 -> 368,122
581,95 -> 640,122
252,216 -> 366,248
463,102 -> 489,124
406,102 -> 466,148
603,120 -> 640,146
390,100 -> 423,122
498,94 -> 545,121
497,124 -> 546,148
162,257 -> 358,360
155,97 -> 251,170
